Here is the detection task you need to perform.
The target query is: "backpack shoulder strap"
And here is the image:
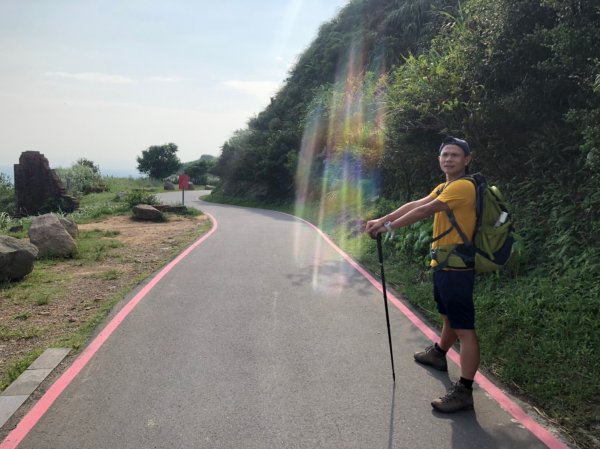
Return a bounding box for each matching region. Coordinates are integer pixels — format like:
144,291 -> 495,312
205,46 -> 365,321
444,209 -> 472,246
457,173 -> 486,232
430,177 -> 474,246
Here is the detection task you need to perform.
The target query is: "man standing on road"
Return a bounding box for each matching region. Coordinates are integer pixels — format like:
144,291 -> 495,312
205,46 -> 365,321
365,137 -> 478,413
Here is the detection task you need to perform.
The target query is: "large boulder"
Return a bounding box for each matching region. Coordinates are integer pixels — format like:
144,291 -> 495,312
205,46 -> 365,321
132,204 -> 163,221
28,214 -> 77,258
58,217 -> 78,239
163,182 -> 175,191
14,151 -> 79,216
0,236 -> 39,281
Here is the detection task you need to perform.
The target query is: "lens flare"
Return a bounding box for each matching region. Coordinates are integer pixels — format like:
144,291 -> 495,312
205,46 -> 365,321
294,37 -> 387,292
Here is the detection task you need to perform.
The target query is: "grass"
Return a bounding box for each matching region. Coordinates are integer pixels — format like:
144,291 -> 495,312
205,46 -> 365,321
99,269 -> 120,280
1,350 -> 43,391
0,213 -> 30,239
76,230 -> 124,262
0,326 -> 42,341
1,261 -> 68,307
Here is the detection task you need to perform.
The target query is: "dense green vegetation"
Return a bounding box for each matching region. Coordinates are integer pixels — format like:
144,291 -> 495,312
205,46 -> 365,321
212,0 -> 599,446
180,155 -> 218,186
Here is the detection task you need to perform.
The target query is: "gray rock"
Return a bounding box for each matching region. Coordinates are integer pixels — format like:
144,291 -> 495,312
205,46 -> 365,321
58,217 -> 78,239
153,204 -> 187,214
163,182 -> 175,191
0,235 -> 39,281
132,204 -> 163,221
28,214 -> 77,258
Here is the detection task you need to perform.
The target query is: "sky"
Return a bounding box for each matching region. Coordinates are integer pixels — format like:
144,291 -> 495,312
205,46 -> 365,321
0,0 -> 348,177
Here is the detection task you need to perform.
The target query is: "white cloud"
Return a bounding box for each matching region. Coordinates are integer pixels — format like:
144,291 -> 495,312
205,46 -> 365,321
45,72 -> 136,84
149,76 -> 182,83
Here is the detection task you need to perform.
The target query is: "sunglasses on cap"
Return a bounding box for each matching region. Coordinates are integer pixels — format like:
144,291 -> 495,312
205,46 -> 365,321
439,137 -> 471,156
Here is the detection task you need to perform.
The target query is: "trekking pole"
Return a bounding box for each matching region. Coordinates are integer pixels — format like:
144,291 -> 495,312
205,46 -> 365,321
376,233 -> 396,383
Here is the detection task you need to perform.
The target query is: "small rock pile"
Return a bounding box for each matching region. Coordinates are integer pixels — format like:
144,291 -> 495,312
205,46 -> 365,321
0,213 -> 78,282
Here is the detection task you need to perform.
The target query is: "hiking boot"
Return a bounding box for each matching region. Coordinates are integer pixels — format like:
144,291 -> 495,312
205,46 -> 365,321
414,344 -> 448,371
431,381 -> 474,413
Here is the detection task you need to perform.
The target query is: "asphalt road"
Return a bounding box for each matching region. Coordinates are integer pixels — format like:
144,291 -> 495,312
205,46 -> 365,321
11,192 -> 563,449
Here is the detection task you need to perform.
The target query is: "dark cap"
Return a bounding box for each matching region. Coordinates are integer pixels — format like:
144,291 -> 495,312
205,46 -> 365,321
439,137 -> 471,156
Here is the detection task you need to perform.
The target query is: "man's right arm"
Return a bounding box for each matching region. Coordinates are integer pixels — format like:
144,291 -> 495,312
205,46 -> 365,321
365,195 -> 432,234
387,196 -> 433,222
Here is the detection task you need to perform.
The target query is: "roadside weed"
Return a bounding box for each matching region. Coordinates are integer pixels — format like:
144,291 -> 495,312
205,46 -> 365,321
99,269 -> 120,280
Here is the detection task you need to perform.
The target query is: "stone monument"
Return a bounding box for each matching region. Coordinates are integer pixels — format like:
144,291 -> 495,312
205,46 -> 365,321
13,151 -> 79,216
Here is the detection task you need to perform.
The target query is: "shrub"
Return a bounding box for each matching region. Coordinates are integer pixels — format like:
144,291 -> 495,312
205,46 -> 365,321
55,164 -> 108,196
0,173 -> 15,215
121,190 -> 159,208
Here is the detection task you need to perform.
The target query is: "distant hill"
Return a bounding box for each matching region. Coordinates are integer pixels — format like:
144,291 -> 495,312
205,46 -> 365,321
181,154 -> 216,170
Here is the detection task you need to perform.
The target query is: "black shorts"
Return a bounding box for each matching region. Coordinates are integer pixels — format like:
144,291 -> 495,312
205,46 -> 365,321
433,270 -> 476,329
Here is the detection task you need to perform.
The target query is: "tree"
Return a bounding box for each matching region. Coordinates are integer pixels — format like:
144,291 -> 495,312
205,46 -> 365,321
76,158 -> 100,174
185,160 -> 213,184
136,143 -> 181,180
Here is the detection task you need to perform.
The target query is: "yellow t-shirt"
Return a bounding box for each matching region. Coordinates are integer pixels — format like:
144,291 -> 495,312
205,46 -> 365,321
429,178 -> 476,259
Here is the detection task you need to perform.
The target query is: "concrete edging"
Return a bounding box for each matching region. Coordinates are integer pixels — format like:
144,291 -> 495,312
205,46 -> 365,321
0,348 -> 70,428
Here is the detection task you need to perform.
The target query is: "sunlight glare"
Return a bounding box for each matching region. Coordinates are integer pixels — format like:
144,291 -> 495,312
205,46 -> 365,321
294,36 -> 386,292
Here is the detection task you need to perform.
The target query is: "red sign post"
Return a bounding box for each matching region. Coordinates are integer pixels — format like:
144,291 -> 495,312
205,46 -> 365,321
178,174 -> 190,205
178,174 -> 190,190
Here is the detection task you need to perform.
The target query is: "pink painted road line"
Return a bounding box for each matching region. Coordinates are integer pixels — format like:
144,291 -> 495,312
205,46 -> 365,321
295,216 -> 569,449
0,213 -> 217,449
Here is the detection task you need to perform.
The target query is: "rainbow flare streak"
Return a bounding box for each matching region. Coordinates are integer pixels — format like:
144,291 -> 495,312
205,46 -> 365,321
294,37 -> 387,291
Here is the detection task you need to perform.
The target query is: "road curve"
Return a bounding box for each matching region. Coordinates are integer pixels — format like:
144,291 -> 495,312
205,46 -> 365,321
4,192 -> 566,449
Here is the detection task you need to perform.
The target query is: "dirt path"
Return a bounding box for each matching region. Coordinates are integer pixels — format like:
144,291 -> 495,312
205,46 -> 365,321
0,214 -> 210,388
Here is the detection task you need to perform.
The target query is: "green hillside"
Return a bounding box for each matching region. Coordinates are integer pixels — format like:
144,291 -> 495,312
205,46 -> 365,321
212,1 -> 599,447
